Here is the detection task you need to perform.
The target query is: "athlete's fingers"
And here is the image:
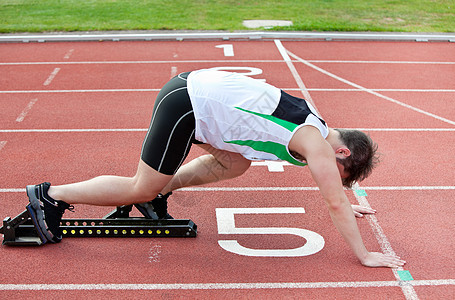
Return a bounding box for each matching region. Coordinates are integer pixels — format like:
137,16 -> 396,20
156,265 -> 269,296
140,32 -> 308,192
351,205 -> 376,217
384,255 -> 406,267
362,252 -> 406,268
353,211 -> 364,218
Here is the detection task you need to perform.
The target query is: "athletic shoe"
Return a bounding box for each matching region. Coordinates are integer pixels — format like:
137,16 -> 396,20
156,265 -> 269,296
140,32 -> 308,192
26,182 -> 73,243
135,192 -> 174,219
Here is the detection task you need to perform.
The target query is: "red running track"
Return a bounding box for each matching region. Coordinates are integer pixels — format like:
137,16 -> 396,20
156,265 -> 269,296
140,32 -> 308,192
0,39 -> 454,299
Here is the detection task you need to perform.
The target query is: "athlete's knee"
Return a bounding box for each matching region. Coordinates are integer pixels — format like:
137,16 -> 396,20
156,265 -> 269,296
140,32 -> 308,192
218,153 -> 251,178
130,161 -> 173,202
127,180 -> 160,203
140,183 -> 162,198
197,144 -> 251,179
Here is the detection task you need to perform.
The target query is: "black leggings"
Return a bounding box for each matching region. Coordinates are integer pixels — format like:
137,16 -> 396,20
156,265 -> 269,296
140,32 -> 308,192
140,72 -> 197,175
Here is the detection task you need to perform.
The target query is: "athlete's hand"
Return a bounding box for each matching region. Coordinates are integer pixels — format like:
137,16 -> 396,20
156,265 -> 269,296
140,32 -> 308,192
351,204 -> 376,218
361,252 -> 406,268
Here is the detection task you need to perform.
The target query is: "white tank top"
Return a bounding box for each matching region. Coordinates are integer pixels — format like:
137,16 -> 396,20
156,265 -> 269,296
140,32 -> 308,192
187,69 -> 328,166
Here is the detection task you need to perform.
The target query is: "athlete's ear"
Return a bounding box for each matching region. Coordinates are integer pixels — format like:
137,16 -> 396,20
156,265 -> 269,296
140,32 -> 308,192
336,147 -> 351,158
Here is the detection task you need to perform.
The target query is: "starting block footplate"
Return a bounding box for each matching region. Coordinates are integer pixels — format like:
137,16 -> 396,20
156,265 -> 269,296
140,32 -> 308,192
1,205 -> 197,246
61,218 -> 197,238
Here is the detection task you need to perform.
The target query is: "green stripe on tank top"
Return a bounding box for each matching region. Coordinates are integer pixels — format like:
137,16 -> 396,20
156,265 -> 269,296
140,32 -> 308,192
234,107 -> 298,131
225,140 -> 307,166
224,107 -> 307,167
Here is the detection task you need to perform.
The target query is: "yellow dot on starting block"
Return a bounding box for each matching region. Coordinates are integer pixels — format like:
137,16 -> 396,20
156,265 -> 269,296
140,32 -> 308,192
156,230 -> 161,235
165,230 -> 170,235
79,230 -> 84,234
71,230 -> 76,235
114,230 -> 118,234
97,230 -> 101,234
105,230 -> 110,234
122,230 -> 127,234
62,230 -> 68,234
148,230 -> 153,234
131,230 -> 135,234
139,230 -> 144,234
88,230 -> 93,234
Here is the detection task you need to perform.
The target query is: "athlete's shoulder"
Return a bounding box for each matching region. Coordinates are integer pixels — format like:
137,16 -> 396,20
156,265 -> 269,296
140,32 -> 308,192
189,69 -> 232,81
189,69 -> 269,85
289,125 -> 330,158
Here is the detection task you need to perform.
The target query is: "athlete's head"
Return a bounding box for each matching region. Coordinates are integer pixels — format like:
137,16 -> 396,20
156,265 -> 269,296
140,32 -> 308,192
334,129 -> 379,188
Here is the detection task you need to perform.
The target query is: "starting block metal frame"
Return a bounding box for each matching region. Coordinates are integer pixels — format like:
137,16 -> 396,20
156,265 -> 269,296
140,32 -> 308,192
0,204 -> 197,246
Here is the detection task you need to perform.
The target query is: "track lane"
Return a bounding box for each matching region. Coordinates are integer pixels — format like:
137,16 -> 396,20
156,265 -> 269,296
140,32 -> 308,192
1,39 -> 454,299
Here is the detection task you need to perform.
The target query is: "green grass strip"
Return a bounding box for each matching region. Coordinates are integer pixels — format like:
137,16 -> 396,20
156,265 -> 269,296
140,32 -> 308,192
0,0 -> 453,33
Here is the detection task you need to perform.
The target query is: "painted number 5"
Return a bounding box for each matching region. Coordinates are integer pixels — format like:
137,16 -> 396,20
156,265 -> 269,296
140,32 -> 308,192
216,207 -> 325,257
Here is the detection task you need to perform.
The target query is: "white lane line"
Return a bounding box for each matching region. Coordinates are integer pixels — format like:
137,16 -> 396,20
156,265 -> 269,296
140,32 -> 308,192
43,68 -> 61,86
0,60 -> 283,66
363,186 -> 455,190
1,60 -> 453,66
0,128 -> 147,133
3,186 -> 454,193
0,89 -> 161,94
0,187 -> 318,193
0,188 -> 24,192
0,60 -> 284,66
0,279 -> 453,291
304,88 -> 455,92
307,60 -> 455,65
287,51 -> 455,126
352,183 -> 418,300
1,88 -> 455,94
1,128 -> 454,133
15,98 -> 38,122
274,39 -> 320,114
348,128 -> 455,132
179,186 -> 455,192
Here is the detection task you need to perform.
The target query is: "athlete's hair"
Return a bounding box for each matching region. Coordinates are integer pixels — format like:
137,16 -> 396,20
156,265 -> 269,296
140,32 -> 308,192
334,129 -> 379,188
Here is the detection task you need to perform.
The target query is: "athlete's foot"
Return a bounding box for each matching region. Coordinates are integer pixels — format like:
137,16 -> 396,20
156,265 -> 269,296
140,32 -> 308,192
135,192 -> 174,219
26,182 -> 74,243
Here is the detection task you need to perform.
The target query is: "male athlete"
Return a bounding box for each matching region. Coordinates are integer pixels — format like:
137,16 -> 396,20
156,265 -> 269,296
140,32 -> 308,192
26,69 -> 405,268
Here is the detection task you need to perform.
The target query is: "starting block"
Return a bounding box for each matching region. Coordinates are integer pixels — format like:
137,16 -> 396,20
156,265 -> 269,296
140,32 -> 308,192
0,204 -> 197,246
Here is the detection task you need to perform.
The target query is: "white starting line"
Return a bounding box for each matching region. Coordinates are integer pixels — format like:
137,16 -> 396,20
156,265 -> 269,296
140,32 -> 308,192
0,279 -> 453,291
1,186 -> 454,193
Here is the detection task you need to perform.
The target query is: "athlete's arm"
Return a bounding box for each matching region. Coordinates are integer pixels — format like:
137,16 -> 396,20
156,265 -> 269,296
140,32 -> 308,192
289,126 -> 405,268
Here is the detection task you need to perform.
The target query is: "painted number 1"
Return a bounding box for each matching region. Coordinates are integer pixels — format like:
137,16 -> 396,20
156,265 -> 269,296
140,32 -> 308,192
216,207 -> 325,257
215,44 -> 234,56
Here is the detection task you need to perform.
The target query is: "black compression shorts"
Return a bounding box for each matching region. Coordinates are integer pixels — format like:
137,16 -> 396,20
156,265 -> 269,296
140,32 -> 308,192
140,72 -> 198,175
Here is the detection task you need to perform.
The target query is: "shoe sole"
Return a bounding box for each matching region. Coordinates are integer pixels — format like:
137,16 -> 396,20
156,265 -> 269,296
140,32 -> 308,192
26,185 -> 55,242
134,203 -> 159,220
134,204 -> 174,219
26,204 -> 48,244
